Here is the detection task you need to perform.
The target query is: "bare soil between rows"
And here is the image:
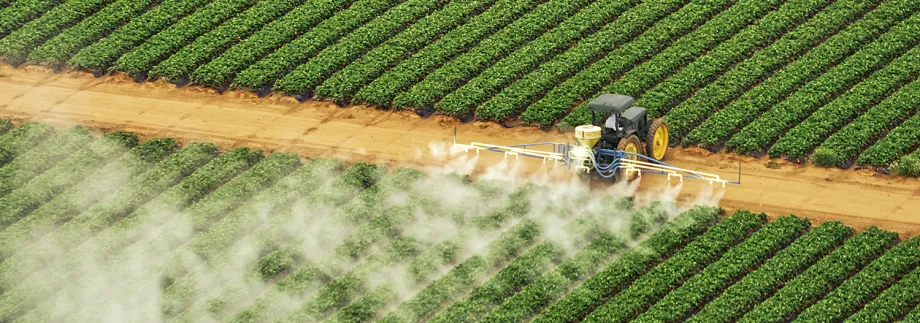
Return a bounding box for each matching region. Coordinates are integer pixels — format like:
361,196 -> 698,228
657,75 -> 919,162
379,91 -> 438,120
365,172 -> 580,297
1,65 -> 918,238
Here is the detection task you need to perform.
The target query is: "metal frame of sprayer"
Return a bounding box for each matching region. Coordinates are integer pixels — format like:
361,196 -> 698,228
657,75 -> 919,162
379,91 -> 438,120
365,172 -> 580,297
452,128 -> 741,187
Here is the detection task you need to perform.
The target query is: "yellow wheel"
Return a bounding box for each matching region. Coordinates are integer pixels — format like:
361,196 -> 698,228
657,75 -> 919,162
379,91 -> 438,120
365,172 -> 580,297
647,118 -> 669,160
617,135 -> 642,181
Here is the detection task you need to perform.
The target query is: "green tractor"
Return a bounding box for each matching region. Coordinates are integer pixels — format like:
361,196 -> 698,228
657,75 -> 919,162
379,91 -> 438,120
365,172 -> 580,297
584,94 -> 670,179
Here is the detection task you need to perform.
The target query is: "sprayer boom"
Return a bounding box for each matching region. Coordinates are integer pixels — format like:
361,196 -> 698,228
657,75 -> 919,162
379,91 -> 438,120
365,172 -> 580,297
451,128 -> 740,186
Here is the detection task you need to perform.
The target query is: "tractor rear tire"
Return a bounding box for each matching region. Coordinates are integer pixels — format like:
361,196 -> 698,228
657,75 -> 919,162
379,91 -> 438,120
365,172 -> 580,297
647,118 -> 669,160
617,135 -> 642,181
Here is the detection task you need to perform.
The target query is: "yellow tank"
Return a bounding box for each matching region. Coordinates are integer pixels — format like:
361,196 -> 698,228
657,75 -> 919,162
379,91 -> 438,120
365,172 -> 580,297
574,125 -> 601,148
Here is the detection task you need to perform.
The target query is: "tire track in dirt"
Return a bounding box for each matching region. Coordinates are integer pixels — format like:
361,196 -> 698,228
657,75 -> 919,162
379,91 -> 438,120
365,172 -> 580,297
1,65 -> 918,237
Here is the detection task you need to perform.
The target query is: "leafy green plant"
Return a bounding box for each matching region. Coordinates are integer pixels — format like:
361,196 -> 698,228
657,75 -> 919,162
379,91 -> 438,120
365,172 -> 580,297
69,0 -> 211,70
686,0 -> 920,148
111,0 -> 257,75
314,0 -> 489,103
558,0 -> 786,128
583,211 -> 765,322
149,0 -> 306,81
272,0 -> 449,96
436,0 -> 639,118
662,0 -> 877,140
521,0 -> 741,127
391,0 -> 593,111
891,154 -> 920,177
188,0 -> 347,87
737,226 -> 898,323
686,220 -> 853,323
474,0 -> 686,123
233,0 -> 406,90
353,0 -> 543,107
531,206 -> 720,323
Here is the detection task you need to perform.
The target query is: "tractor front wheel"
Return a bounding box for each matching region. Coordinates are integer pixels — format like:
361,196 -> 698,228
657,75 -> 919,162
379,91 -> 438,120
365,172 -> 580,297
617,135 -> 642,181
647,118 -> 669,160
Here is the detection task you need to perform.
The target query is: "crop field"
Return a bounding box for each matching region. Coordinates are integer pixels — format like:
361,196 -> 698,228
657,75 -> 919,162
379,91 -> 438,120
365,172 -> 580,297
1,0 -> 920,171
0,120 -> 918,323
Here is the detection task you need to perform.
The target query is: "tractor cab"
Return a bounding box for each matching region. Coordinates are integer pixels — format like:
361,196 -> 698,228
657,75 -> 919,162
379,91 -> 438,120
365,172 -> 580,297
587,94 -> 648,149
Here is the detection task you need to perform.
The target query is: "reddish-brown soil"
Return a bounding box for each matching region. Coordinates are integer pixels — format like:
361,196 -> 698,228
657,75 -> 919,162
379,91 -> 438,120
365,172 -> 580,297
1,65 -> 918,237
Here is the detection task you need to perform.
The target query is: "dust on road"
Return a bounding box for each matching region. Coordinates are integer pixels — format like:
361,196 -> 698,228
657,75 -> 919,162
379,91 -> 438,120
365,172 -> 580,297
1,65 -> 918,237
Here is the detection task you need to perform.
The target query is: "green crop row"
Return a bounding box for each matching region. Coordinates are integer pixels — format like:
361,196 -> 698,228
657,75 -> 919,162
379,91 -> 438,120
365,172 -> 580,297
904,305 -> 920,322
422,197 -> 632,323
4,147 -> 262,321
111,0 -> 257,75
377,219 -> 541,323
278,236 -> 426,322
68,0 -> 211,70
47,138 -> 200,242
475,0 -> 687,122
392,0 -> 594,111
190,159 -> 349,261
858,105 -> 920,167
631,0 -> 830,118
168,246 -> 312,323
160,159 -> 346,318
0,126 -> 91,196
12,151 -> 300,322
687,0 -> 918,148
737,226 -> 899,323
0,141 -> 212,302
795,237 -> 920,322
22,150 -> 288,317
349,185 -> 541,321
180,164 -> 395,322
530,206 -> 719,323
0,131 -> 136,232
663,0 -> 876,140
314,0 -> 489,103
211,165 -> 398,323
0,119 -> 11,135
352,0 -> 542,107
82,147 -> 262,259
558,0 -> 785,128
521,0 -> 738,127
435,0 -> 638,118
0,138 -> 179,261
229,265 -> 329,323
632,215 -> 809,323
0,0 -> 112,65
0,0 -> 60,38
0,121 -> 54,166
149,0 -> 305,81
272,0 -> 448,96
690,1 -> 920,148
582,211 -> 765,322
686,220 -> 853,323
153,152 -> 300,282
844,266 -> 920,323
26,0 -> 157,66
479,232 -> 627,322
728,16 -> 920,155
428,242 -> 564,323
816,82 -> 920,167
188,0 -> 347,87
813,58 -> 920,166
770,58 -> 920,162
325,285 -> 396,323
232,0 -> 405,90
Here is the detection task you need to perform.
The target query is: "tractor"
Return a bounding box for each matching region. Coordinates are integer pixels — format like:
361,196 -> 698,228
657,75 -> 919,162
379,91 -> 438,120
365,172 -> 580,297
581,93 -> 670,180
453,93 -> 739,186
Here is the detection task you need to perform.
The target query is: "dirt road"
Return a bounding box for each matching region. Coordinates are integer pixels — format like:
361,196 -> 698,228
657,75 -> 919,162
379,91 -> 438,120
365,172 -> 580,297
1,65 -> 918,237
